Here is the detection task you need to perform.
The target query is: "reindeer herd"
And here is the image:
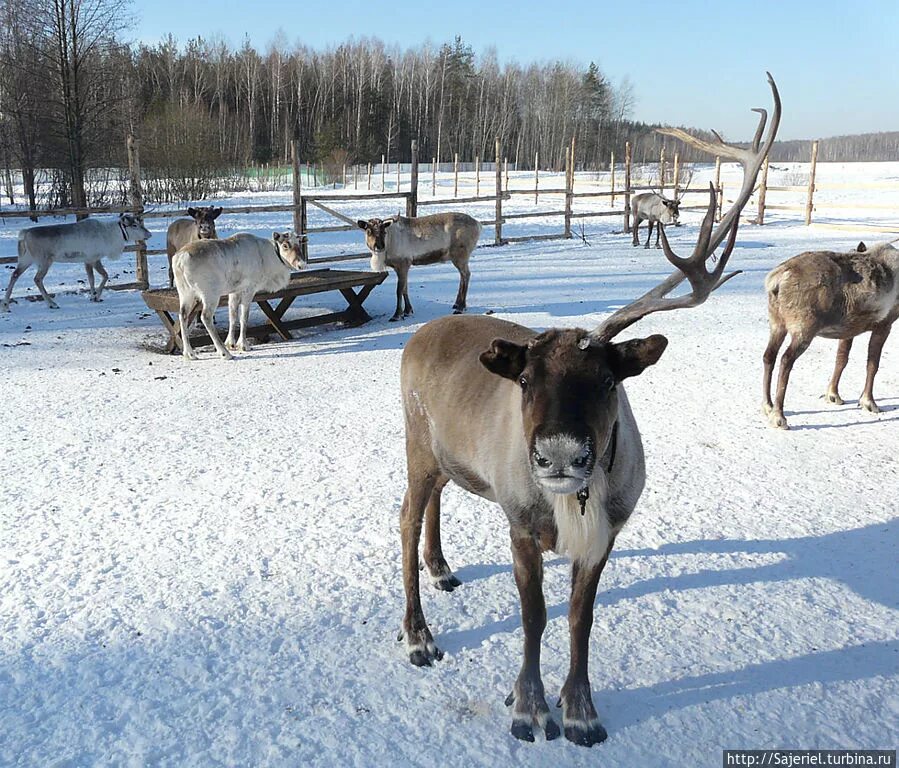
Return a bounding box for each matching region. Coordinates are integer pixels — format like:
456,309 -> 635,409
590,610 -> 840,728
1,73 -> 897,748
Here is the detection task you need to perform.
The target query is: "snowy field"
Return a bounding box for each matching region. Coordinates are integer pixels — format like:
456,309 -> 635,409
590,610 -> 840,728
1,164 -> 897,766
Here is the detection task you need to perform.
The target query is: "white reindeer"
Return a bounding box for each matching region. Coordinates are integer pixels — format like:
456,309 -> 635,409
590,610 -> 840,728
1,213 -> 151,311
173,231 -> 306,361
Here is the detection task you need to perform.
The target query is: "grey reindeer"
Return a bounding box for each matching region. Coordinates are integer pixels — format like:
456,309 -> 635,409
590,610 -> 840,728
357,212 -> 481,321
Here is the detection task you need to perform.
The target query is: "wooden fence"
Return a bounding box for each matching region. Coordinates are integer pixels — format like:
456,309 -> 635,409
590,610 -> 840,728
4,136 -> 895,293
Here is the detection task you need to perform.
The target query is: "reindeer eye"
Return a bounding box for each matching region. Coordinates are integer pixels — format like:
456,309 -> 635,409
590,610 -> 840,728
519,376 -> 528,390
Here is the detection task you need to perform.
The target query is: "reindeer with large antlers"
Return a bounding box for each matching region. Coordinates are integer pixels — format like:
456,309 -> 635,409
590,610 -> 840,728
395,74 -> 780,747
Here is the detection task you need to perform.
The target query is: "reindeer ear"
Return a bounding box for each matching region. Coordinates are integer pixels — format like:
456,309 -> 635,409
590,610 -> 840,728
608,335 -> 668,380
357,220 -> 368,230
480,339 -> 527,380
187,207 -> 198,218
383,219 -> 392,229
212,207 -> 223,219
857,241 -> 867,253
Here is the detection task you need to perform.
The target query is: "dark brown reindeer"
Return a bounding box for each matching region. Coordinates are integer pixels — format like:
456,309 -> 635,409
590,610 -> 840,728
763,239 -> 899,429
166,206 -> 223,287
397,75 -> 780,747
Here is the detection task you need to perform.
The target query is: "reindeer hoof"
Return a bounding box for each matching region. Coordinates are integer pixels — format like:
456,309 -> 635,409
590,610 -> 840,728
389,315 -> 401,323
564,719 -> 608,747
510,720 -> 535,742
432,573 -> 462,592
859,398 -> 881,414
824,392 -> 844,406
47,301 -> 59,309
767,413 -> 789,430
402,627 -> 443,666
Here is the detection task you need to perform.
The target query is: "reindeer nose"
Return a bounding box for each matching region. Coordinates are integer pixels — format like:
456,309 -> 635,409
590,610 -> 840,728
533,435 -> 594,474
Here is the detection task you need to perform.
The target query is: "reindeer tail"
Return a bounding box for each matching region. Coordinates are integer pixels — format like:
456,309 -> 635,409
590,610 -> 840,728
764,265 -> 788,297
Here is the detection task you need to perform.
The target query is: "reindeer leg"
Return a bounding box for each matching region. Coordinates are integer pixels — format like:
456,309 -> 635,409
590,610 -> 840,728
391,263 -> 408,321
654,223 -> 663,248
225,294 -> 239,350
631,218 -> 640,247
93,261 -> 109,301
859,324 -> 891,413
237,294 -> 252,352
452,259 -> 470,314
1,262 -> 31,311
505,530 -> 558,742
422,477 -> 461,591
200,302 -> 232,360
179,299 -> 199,361
770,334 -> 811,429
644,221 -> 653,249
762,323 -> 787,416
400,472 -> 442,666
33,262 -> 59,309
85,263 -> 97,301
559,551 -> 613,747
825,338 -> 853,405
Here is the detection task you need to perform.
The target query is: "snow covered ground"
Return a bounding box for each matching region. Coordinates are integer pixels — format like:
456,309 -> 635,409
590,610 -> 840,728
1,166 -> 897,766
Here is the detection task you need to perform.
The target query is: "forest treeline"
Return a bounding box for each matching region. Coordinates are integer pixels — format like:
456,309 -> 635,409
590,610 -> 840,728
0,0 -> 894,209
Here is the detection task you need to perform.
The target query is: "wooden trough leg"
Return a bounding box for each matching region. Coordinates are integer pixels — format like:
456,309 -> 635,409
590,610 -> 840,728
155,309 -> 183,353
257,298 -> 295,341
340,285 -> 375,325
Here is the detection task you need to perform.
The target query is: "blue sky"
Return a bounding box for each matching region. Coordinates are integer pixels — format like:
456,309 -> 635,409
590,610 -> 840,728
133,0 -> 898,142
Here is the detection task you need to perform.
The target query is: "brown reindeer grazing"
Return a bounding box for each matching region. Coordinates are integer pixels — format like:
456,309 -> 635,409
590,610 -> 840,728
762,240 -> 899,429
166,206 -> 223,287
397,74 -> 780,747
357,212 -> 481,321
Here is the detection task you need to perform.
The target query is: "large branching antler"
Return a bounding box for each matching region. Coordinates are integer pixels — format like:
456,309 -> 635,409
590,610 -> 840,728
591,187 -> 740,341
590,72 -> 781,343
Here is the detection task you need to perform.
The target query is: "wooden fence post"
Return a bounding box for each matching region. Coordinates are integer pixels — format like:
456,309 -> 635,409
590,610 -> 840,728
396,160 -> 400,192
495,137 -> 503,245
342,163 -> 347,187
291,139 -> 307,264
570,135 -> 576,195
805,140 -> 819,226
534,151 -> 539,206
432,157 -> 437,195
564,145 -> 572,239
475,155 -> 480,197
624,141 -> 632,233
757,155 -> 769,225
659,146 -> 666,193
714,156 -> 722,222
610,151 -> 616,207
381,154 -> 385,191
353,164 -> 358,190
367,162 -> 372,191
454,153 -> 459,197
407,139 -> 418,217
126,134 -> 148,288
673,152 -> 680,200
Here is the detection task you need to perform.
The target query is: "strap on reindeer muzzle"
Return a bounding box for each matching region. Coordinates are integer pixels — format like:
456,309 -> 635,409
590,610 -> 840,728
577,420 -> 619,515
